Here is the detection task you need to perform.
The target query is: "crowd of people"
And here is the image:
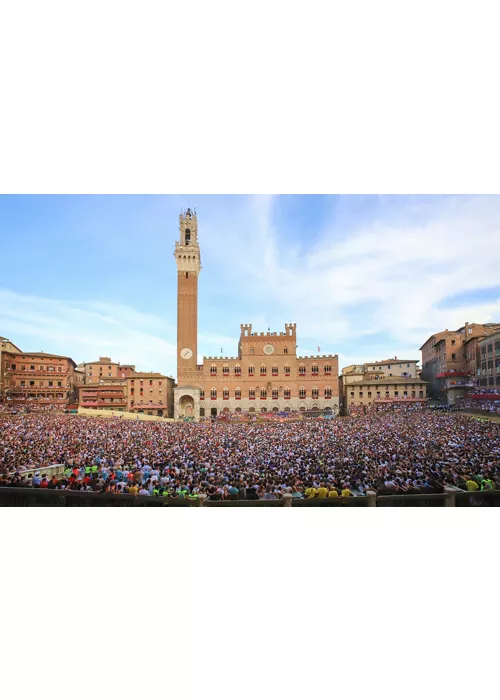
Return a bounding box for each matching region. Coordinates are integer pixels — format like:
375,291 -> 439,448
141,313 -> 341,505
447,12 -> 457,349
456,396 -> 500,414
1,406 -> 499,499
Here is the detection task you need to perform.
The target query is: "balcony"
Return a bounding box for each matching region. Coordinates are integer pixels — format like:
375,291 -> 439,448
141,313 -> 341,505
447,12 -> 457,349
6,369 -> 70,377
435,370 -> 472,379
82,400 -> 127,407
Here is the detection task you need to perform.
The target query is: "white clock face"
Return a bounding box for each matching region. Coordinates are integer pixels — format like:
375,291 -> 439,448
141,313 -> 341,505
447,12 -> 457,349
180,347 -> 193,360
263,344 -> 275,355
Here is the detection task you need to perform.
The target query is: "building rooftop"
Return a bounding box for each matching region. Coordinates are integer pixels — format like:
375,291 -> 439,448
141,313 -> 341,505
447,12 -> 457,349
84,359 -> 118,366
373,358 -> 418,365
15,352 -> 76,366
419,330 -> 454,351
359,376 -> 426,385
130,372 -> 169,379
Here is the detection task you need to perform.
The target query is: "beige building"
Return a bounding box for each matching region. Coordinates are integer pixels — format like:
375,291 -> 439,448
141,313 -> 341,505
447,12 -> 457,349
339,358 -> 426,412
173,209 -> 339,419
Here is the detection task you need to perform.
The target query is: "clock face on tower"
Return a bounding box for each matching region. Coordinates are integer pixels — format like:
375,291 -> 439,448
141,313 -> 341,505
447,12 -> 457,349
180,347 -> 193,360
263,344 -> 275,355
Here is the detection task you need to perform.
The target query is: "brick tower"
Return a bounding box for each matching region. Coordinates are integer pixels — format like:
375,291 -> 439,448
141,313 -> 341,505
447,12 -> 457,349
173,208 -> 202,418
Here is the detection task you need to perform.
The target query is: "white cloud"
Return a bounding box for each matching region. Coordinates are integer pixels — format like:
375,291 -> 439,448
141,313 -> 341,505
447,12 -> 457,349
0,289 -> 178,376
199,194 -> 500,370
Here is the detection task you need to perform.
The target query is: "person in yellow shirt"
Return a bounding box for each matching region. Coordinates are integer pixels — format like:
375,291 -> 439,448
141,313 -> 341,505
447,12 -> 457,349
327,484 -> 339,498
466,478 -> 479,492
341,485 -> 353,498
316,483 -> 328,499
128,483 -> 139,496
304,485 -> 317,499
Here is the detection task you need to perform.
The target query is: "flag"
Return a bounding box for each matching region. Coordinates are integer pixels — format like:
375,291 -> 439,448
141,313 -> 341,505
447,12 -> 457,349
317,346 -> 321,353
221,348 -> 223,354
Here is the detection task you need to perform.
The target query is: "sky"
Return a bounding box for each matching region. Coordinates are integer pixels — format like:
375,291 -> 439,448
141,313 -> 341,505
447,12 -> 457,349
1,194 -> 500,377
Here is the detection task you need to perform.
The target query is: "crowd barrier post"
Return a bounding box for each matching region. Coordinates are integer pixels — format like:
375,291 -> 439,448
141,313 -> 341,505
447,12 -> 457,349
198,494 -> 207,507
366,491 -> 377,507
444,493 -> 456,507
283,494 -> 292,507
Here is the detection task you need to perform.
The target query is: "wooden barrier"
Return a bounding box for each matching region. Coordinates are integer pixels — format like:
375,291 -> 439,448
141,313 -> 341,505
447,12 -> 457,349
1,488 -> 499,507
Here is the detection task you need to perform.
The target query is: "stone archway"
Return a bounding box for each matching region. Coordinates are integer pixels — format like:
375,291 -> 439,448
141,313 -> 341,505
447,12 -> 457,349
178,394 -> 195,418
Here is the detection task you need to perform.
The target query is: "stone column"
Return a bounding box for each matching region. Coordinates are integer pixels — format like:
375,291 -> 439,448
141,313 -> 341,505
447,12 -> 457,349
366,490 -> 377,507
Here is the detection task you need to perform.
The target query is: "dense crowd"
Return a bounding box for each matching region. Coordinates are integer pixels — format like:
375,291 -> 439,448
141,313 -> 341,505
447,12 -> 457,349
456,397 -> 500,415
1,406 -> 499,499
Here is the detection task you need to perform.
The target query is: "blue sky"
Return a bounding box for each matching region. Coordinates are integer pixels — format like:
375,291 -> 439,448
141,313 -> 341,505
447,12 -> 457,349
1,194 -> 500,376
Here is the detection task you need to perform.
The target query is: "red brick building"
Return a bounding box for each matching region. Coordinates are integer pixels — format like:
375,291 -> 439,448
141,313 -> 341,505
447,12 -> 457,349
420,322 -> 500,402
1,350 -> 76,409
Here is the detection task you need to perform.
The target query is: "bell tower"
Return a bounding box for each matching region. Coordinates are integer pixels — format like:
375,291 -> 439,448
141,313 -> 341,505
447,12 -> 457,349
174,208 -> 201,383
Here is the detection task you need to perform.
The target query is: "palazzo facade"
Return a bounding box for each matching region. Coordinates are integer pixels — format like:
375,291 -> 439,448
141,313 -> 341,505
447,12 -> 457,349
173,209 -> 339,419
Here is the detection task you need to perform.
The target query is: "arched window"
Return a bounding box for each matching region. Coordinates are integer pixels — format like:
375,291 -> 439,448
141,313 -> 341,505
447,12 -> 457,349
324,364 -> 332,375
235,387 -> 241,400
272,388 -> 278,400
312,386 -> 319,399
185,228 -> 191,244
299,387 -> 306,399
284,364 -> 291,376
260,364 -> 267,376
223,388 -> 229,400
199,407 -> 205,417
312,364 -> 319,375
210,364 -> 217,376
261,406 -> 267,413
222,364 -> 229,376
324,386 -> 332,399
249,388 -> 255,400
200,389 -> 205,400
272,364 -> 278,376
260,388 -> 267,399
284,387 -> 291,400
210,388 -> 217,400
299,364 -> 306,376
234,364 -> 241,376
248,365 -> 255,376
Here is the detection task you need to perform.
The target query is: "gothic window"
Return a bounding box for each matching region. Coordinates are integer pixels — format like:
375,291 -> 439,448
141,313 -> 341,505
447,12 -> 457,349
250,348 -> 254,355
324,387 -> 332,399
312,364 -> 319,375
223,388 -> 229,400
234,365 -> 241,376
324,364 -> 332,375
272,364 -> 278,376
210,364 -> 217,376
299,364 -> 306,376
284,365 -> 291,376
272,388 -> 278,400
248,365 -> 255,376
284,347 -> 288,354
249,388 -> 255,400
210,388 -> 217,400
185,229 -> 191,244
235,387 -> 241,400
284,388 -> 291,400
299,387 -> 306,399
260,388 -> 267,399
222,364 -> 229,376
312,387 -> 319,399
260,364 -> 267,376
